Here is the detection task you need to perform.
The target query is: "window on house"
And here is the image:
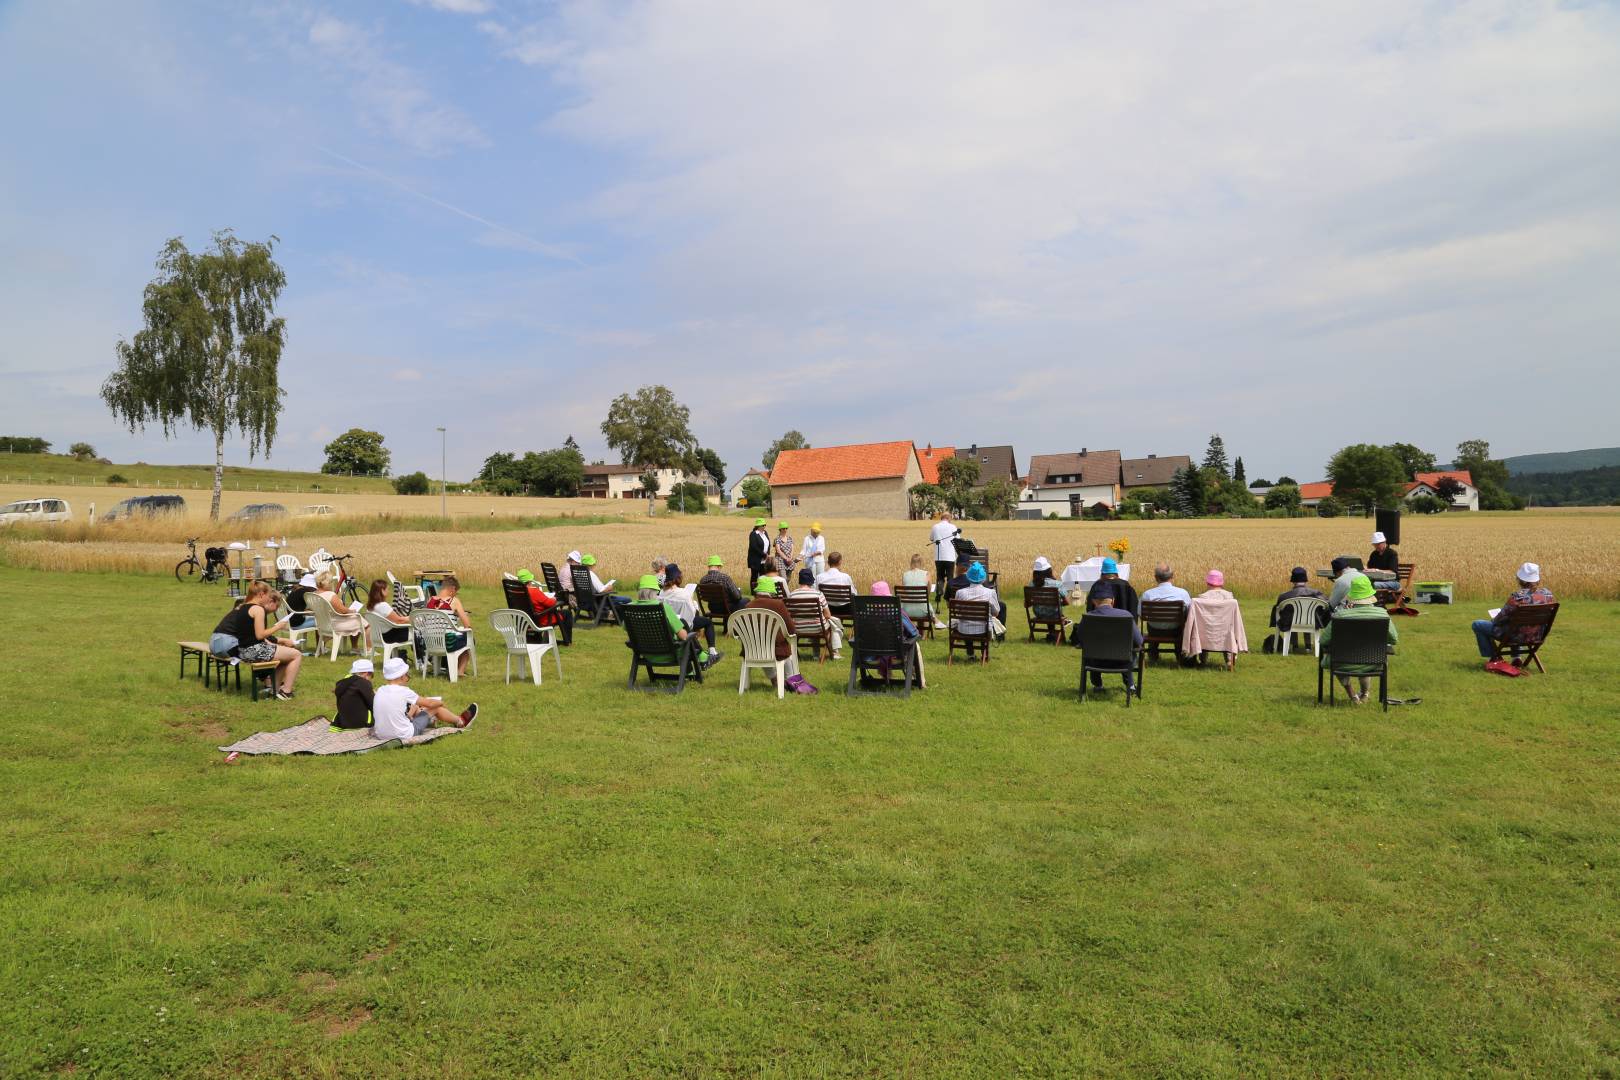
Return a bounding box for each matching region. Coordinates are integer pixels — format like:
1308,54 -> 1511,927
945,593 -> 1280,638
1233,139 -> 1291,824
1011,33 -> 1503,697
789,495 -> 799,508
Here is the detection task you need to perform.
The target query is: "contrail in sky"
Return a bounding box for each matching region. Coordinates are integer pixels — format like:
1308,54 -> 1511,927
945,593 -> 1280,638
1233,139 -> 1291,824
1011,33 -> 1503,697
318,146 -> 584,265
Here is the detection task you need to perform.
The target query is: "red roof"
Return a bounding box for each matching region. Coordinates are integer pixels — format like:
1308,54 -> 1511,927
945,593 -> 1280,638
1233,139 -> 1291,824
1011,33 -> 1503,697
769,441 -> 918,486
1413,470 -> 1472,489
915,445 -> 955,485
1298,481 -> 1334,500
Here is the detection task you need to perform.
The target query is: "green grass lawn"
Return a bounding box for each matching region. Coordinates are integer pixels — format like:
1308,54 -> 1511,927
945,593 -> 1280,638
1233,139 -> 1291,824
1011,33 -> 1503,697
0,452 -> 395,493
2,564 -> 1617,1077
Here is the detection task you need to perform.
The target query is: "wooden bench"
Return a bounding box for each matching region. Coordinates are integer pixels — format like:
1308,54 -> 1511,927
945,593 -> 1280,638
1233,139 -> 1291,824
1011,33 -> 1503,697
178,641 -> 277,701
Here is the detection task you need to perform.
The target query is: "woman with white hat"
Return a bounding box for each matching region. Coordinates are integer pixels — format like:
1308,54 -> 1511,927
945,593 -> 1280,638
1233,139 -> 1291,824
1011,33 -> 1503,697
1029,556 -> 1069,642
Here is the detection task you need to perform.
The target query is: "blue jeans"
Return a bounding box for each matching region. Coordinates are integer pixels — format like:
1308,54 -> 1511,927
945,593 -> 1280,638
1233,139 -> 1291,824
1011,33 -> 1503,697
1472,619 -> 1498,658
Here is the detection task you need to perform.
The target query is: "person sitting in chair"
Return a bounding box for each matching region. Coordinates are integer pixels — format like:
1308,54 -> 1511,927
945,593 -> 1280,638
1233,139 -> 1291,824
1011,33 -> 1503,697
631,574 -> 709,666
1140,562 -> 1190,606
314,571 -> 370,650
580,554 -> 631,615
1076,593 -> 1142,694
1328,557 -> 1361,610
700,555 -> 748,617
1029,556 -> 1070,642
662,563 -> 720,664
424,574 -> 473,677
951,561 -> 1004,649
515,569 -> 573,646
1473,562 -> 1555,674
901,553 -> 932,618
1084,558 -> 1137,615
332,658 -> 375,730
745,577 -> 797,662
371,657 -> 476,740
210,581 -> 303,701
814,551 -> 856,621
1264,566 -> 1327,654
558,551 -> 583,599
1367,531 -> 1399,574
367,579 -> 412,648
792,567 -> 843,659
1320,574 -> 1398,704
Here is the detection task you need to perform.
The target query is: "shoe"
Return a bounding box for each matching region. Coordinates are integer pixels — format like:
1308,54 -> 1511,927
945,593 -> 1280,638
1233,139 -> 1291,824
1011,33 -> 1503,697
459,703 -> 479,728
709,649 -> 722,663
698,650 -> 710,665
275,689 -> 294,701
1484,660 -> 1521,677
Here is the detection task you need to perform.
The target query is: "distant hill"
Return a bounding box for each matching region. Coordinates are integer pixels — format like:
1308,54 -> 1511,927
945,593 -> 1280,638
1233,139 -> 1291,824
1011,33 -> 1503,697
1506,465 -> 1620,507
1502,448 -> 1620,475
0,452 -> 395,494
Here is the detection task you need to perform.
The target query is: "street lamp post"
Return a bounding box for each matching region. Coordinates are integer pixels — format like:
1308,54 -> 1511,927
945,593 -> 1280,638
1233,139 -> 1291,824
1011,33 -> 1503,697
436,427 -> 447,518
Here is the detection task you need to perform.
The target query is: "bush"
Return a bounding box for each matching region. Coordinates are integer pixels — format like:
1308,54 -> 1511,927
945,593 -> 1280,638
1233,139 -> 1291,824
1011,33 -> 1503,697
1316,495 -> 1344,518
392,471 -> 431,495
665,481 -> 709,514
106,473 -> 128,485
1084,502 -> 1112,521
69,442 -> 97,461
1408,493 -> 1448,515
1046,512 -> 1061,521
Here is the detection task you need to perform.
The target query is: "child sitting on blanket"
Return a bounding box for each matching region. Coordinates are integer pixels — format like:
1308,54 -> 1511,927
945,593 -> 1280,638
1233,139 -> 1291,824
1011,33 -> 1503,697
332,658 -> 375,730
371,657 -> 477,741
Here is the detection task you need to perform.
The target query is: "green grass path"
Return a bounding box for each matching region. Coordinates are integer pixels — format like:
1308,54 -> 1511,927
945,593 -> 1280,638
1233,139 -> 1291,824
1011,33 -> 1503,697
1,565 -> 1616,1076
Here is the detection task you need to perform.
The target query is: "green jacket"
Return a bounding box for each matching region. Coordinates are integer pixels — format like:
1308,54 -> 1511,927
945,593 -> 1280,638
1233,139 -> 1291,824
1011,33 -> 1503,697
1319,604 -> 1397,673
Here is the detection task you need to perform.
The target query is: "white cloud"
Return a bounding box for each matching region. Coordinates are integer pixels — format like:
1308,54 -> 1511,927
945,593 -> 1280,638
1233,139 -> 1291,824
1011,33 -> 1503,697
406,0 -> 492,14
306,14 -> 488,155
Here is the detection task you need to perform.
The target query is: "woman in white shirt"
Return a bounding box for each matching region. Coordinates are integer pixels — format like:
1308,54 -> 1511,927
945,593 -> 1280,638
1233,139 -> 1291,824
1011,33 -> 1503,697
315,571 -> 370,650
367,578 -> 411,646
800,523 -> 827,579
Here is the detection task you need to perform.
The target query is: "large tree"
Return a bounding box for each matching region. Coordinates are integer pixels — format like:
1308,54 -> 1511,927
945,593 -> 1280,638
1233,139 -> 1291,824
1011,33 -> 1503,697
601,385 -> 699,471
102,230 -> 286,521
937,455 -> 981,516
739,474 -> 772,510
1170,464 -> 1206,516
1202,434 -> 1230,479
975,476 -> 1020,520
1325,443 -> 1406,514
519,448 -> 585,497
68,442 -> 97,461
1385,442 -> 1437,480
763,430 -> 810,471
1264,483 -> 1302,516
322,428 -> 390,476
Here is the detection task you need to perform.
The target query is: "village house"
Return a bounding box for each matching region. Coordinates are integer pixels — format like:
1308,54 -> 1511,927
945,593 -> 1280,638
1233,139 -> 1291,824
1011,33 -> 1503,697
952,443 -> 1020,485
1020,449 -> 1123,517
1120,454 -> 1191,492
729,467 -> 769,507
767,441 -> 927,518
1405,470 -> 1480,511
581,464 -> 716,500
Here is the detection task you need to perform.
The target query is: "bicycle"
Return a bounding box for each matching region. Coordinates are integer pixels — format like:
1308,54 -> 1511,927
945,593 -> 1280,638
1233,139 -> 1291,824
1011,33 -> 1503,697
175,538 -> 228,584
326,553 -> 366,607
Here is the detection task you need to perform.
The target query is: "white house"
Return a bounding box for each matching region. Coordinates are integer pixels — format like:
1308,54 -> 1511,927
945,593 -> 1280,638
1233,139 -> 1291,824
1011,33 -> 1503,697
1020,449 -> 1122,516
729,468 -> 769,507
1404,470 -> 1480,511
581,464 -> 717,500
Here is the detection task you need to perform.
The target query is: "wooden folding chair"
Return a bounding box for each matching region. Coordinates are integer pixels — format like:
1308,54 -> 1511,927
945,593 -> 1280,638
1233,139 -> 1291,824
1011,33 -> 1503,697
1488,602 -> 1558,673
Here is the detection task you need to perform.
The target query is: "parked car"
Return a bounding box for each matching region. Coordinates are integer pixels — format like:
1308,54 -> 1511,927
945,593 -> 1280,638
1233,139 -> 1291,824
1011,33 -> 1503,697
0,498 -> 72,526
227,502 -> 289,522
101,494 -> 187,522
301,504 -> 336,516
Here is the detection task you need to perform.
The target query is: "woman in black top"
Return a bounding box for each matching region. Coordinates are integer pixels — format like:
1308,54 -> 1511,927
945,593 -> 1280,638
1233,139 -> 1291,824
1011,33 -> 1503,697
209,581 -> 304,700
1367,531 -> 1399,573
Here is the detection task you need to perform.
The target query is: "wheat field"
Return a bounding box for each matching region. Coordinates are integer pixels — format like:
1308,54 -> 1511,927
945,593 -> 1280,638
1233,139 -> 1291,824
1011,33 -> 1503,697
6,509 -> 1616,600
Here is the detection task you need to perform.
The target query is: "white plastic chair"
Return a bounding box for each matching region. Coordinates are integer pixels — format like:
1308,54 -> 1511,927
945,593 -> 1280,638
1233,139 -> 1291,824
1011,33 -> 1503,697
274,553 -> 302,582
1277,596 -> 1327,656
729,607 -> 800,698
306,591 -> 366,661
364,608 -> 415,667
413,609 -> 476,682
388,570 -> 426,605
489,608 -> 561,685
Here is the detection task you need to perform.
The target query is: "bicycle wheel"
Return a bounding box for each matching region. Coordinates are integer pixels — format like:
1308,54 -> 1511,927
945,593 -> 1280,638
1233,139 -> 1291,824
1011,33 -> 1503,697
175,558 -> 199,582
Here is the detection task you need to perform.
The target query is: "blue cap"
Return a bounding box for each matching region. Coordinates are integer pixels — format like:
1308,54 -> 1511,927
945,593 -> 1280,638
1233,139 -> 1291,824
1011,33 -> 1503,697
967,562 -> 987,584
1101,557 -> 1118,574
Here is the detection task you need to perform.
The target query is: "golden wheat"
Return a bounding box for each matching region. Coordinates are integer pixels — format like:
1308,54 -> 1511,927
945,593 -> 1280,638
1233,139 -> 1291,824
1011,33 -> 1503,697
7,511 -> 1616,600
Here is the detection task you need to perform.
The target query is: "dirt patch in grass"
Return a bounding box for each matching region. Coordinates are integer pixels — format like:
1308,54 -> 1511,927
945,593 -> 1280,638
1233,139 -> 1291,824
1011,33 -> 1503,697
162,707 -> 229,742
296,970 -> 339,993
323,1006 -> 373,1038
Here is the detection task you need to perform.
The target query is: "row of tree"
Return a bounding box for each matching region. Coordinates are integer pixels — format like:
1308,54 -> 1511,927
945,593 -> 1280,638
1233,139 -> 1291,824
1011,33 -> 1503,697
0,436 -> 55,453
477,439 -> 587,497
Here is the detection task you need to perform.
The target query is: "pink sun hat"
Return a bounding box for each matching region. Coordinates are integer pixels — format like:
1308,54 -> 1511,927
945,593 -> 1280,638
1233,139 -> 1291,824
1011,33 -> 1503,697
1206,569 -> 1225,587
869,581 -> 893,596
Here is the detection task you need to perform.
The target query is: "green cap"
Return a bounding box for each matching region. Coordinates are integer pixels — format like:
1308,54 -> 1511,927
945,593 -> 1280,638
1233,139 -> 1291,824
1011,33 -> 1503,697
754,577 -> 780,596
754,517 -> 767,526
707,554 -> 723,567
778,520 -> 789,529
637,574 -> 660,591
1348,574 -> 1376,601
581,554 -> 597,566
516,569 -> 535,584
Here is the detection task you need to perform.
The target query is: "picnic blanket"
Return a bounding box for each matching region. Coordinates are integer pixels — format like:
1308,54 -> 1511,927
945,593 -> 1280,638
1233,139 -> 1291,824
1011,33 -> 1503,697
218,716 -> 462,756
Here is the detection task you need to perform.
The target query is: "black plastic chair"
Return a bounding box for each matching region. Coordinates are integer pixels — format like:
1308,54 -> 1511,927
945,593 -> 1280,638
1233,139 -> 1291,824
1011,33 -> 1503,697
1078,613 -> 1142,706
572,565 -> 618,627
1318,615 -> 1390,711
622,604 -> 703,692
846,596 -> 914,697
541,562 -> 576,616
503,578 -> 570,645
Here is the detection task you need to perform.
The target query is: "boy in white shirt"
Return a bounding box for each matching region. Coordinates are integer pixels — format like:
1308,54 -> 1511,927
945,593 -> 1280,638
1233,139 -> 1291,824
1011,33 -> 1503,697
370,657 -> 477,740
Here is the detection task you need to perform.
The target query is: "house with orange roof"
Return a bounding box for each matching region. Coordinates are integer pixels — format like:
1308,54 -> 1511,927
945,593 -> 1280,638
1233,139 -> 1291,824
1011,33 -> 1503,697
1404,470 -> 1478,511
914,444 -> 955,485
767,441 -> 927,518
1297,481 -> 1335,510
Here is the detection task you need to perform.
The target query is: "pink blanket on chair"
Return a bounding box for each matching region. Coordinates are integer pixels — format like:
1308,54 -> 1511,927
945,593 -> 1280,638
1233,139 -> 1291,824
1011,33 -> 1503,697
1182,596 -> 1248,655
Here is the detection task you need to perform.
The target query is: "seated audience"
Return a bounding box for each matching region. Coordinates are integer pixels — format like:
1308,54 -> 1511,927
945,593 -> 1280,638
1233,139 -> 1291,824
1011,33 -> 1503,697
1367,531 -> 1399,574
791,567 -> 843,659
1319,574 -> 1398,703
515,569 -> 574,646
814,551 -> 856,619
1140,563 -> 1190,606
863,580 -> 924,684
951,562 -> 1004,648
424,574 -> 473,677
944,554 -> 973,603
1029,556 -> 1070,642
558,550 -> 583,598
700,555 -> 747,615
580,554 -> 632,613
1264,566 -> 1328,654
367,578 -> 412,646
1328,557 -> 1360,610
1085,558 -> 1137,615
332,658 -> 375,730
210,581 -> 303,700
651,556 -> 669,586
1187,570 -> 1245,670
314,571 -> 370,649
631,574 -> 710,664
663,563 -> 720,663
372,657 -> 476,740
286,573 -> 318,632
1472,562 -> 1555,673
1077,593 -> 1142,693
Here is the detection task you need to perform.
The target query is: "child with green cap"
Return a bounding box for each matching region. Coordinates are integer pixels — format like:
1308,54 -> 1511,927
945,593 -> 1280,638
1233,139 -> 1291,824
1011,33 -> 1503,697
1319,574 -> 1397,704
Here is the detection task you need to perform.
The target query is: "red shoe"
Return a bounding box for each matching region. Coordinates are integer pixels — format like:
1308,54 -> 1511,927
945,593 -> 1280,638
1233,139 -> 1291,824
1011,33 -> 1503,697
1484,660 -> 1521,677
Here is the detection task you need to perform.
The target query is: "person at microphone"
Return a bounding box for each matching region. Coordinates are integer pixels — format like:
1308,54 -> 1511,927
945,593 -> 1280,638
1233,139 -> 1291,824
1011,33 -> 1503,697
929,511 -> 959,603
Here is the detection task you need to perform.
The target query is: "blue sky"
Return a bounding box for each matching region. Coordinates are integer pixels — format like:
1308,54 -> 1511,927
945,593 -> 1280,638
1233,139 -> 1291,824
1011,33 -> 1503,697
2,0 -> 1618,484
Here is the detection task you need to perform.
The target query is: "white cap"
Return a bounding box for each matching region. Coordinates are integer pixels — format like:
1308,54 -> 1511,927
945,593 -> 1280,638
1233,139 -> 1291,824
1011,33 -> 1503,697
349,659 -> 374,675
1518,561 -> 1540,583
299,573 -> 317,588
567,550 -> 582,562
382,657 -> 410,680
1033,556 -> 1052,571
1371,531 -> 1387,544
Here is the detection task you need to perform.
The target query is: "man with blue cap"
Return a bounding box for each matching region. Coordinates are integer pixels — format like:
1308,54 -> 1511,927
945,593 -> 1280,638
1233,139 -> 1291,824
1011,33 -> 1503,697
951,561 -> 1005,648
1085,557 -> 1138,617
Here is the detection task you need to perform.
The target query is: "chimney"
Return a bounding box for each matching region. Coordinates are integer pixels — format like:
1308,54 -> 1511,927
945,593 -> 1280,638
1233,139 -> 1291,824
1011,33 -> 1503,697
925,442 -> 932,454
1080,447 -> 1087,456
1148,453 -> 1156,459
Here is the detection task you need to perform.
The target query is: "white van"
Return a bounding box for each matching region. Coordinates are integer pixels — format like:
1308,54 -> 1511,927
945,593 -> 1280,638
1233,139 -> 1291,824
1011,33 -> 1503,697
0,498 -> 73,526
